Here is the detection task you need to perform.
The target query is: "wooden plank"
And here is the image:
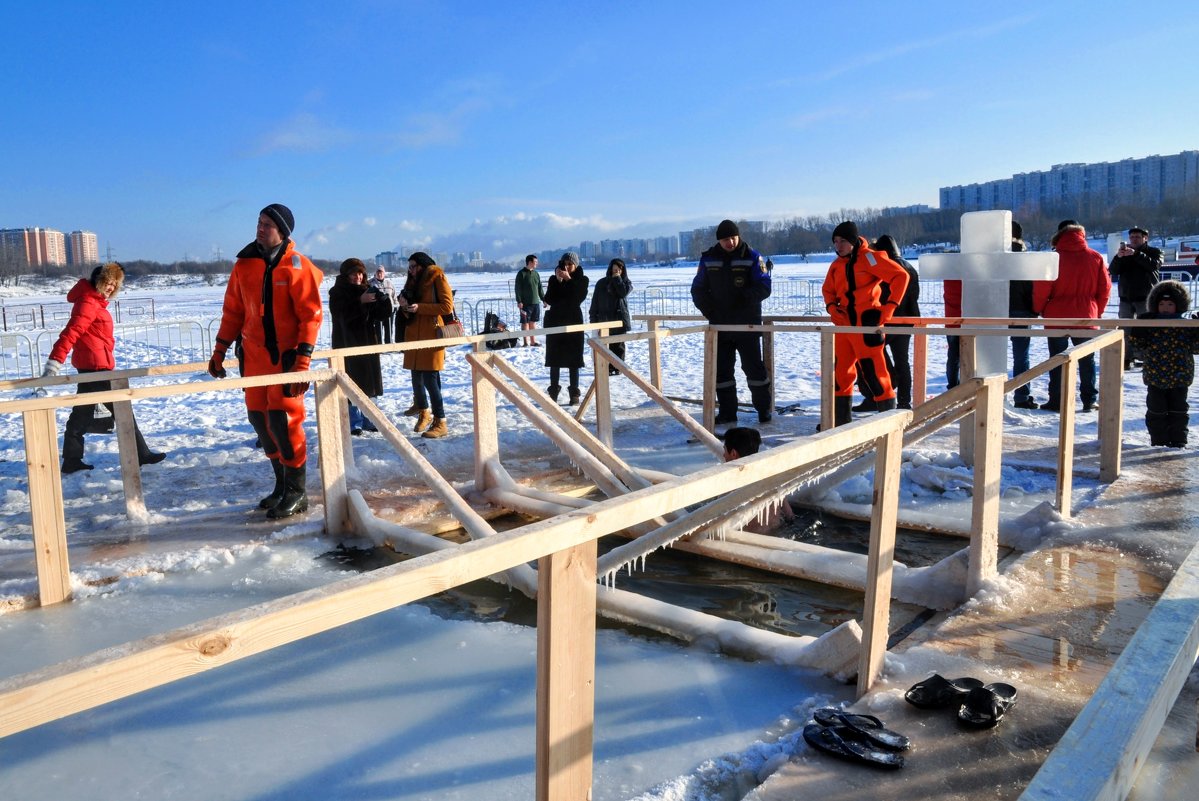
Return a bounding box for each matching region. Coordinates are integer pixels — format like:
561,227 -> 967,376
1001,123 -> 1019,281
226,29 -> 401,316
22,409 -> 71,606
1019,539 -> 1199,801
958,335 -> 976,464
535,540 -> 598,801
703,327 -> 717,431
913,322 -> 928,406
968,375 -> 1005,596
591,331 -> 613,448
1056,359 -> 1077,517
315,375 -> 350,535
1098,337 -> 1123,482
820,330 -> 834,431
325,353 -> 355,473
471,353 -> 500,492
856,425 -> 903,697
110,378 -> 147,521
646,318 -> 663,391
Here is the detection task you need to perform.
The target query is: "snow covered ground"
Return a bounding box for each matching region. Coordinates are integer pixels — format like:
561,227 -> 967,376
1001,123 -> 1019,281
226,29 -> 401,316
1,254 -> 1196,800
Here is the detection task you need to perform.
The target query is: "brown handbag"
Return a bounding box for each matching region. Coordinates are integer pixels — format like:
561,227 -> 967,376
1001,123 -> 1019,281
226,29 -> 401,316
433,283 -> 465,338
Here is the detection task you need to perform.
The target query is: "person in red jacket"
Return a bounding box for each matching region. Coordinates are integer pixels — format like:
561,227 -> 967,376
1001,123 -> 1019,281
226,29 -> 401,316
822,221 -> 911,426
42,262 -> 166,474
1033,221 -> 1112,412
207,204 -> 324,518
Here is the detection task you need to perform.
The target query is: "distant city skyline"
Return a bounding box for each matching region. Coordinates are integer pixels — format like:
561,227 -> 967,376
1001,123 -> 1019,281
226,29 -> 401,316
3,2 -> 1196,265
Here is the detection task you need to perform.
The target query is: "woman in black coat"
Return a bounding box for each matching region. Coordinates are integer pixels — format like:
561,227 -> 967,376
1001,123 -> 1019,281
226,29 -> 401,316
588,258 -> 633,375
328,258 -> 384,434
543,251 -> 590,405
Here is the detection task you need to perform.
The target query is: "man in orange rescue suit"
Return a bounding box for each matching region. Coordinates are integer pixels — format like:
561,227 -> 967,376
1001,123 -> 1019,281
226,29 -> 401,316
207,204 -> 324,518
822,220 -> 911,427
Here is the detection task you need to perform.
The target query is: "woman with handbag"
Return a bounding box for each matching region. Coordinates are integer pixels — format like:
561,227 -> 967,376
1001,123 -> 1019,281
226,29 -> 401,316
328,258 -> 384,435
543,251 -> 590,405
397,251 -> 454,438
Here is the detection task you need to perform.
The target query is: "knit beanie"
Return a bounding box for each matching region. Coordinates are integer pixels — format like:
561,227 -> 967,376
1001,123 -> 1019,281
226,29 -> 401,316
715,219 -> 740,240
261,203 -> 294,240
832,220 -> 859,243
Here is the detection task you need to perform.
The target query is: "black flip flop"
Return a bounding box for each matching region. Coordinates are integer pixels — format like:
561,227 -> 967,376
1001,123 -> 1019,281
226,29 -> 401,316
802,723 -> 905,769
812,708 -> 911,751
957,683 -> 1018,728
904,674 -> 984,709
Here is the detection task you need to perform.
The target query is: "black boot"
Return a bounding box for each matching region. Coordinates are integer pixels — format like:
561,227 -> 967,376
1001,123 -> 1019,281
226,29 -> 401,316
568,387 -> 581,406
62,458 -> 94,474
267,463 -> 309,519
258,459 -> 287,509
547,384 -> 561,403
852,398 -> 879,413
875,397 -> 897,412
834,396 -> 853,427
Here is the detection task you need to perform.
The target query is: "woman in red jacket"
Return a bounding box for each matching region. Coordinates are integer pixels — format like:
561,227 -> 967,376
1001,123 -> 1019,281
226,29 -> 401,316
42,262 -> 165,474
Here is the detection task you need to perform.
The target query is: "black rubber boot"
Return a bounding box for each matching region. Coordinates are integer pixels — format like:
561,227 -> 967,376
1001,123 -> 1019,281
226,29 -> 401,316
875,397 -> 897,412
834,396 -> 853,427
258,459 -> 287,510
267,463 -> 308,519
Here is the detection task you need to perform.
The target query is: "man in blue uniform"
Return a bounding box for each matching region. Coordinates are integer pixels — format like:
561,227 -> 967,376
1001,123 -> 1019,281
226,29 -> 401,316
691,220 -> 773,424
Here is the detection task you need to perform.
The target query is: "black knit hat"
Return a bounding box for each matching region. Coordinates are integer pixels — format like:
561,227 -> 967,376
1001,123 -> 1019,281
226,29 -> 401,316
716,219 -> 740,240
832,220 -> 859,243
260,203 -> 294,240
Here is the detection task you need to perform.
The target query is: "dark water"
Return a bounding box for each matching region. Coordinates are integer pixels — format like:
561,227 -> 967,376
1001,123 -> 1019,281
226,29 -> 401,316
320,508 -> 966,643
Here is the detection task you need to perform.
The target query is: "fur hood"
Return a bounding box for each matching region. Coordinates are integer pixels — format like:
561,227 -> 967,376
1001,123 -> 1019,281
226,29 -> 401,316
90,262 -> 125,297
1051,224 -> 1087,250
1147,279 -> 1190,314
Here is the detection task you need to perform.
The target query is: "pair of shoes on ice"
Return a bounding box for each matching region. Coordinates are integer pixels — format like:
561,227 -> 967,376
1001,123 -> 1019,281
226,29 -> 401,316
904,673 -> 1018,728
803,707 -> 910,769
1013,398 -> 1040,410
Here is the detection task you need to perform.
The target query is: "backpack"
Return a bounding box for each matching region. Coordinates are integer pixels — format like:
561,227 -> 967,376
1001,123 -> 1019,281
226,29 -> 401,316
483,311 -> 518,349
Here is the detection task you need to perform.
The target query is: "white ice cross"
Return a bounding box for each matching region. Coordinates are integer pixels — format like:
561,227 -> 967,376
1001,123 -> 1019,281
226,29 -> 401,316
920,210 -> 1059,377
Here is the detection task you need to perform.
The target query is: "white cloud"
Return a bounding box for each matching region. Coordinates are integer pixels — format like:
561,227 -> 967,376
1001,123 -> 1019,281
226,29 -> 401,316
363,217 -> 377,227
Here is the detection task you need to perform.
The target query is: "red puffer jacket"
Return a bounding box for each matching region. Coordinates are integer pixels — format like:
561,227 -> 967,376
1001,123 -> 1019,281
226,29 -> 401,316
49,278 -> 115,371
1033,225 -> 1111,328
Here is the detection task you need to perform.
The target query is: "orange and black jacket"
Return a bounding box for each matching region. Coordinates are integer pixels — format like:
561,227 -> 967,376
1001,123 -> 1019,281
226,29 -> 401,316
822,237 -> 911,326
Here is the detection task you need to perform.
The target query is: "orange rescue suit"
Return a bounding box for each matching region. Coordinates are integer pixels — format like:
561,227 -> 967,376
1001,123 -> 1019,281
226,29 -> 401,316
216,240 -> 324,468
822,237 -> 912,400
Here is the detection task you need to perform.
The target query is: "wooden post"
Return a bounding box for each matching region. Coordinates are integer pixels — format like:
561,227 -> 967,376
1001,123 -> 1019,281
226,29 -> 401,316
702,326 -> 717,431
647,318 -> 663,392
110,378 -> 146,520
968,375 -> 1005,596
472,353 -> 500,491
913,323 -> 927,407
1098,337 -> 1123,482
958,335 -> 976,463
762,320 -> 775,415
856,422 -> 905,698
593,328 -> 613,449
315,375 -> 350,535
23,409 -> 72,606
535,540 -> 597,801
325,354 -> 355,472
1055,358 -> 1078,517
820,329 -> 834,432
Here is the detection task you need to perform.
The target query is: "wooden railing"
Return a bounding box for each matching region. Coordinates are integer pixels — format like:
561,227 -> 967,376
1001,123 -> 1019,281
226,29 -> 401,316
0,323 -> 911,799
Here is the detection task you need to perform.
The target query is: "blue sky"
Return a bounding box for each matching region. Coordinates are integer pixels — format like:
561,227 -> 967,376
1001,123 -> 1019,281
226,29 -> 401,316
4,0 -> 1196,264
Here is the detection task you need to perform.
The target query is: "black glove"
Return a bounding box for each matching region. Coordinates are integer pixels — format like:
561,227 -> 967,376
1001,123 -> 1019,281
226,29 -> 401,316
281,344 -> 314,398
860,309 -> 884,347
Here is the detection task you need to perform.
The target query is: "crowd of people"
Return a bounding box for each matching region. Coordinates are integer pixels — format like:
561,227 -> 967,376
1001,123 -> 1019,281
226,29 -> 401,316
39,205 -> 1197,522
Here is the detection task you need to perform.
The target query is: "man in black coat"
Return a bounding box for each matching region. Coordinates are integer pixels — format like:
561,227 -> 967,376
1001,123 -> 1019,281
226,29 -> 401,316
1109,225 -> 1163,368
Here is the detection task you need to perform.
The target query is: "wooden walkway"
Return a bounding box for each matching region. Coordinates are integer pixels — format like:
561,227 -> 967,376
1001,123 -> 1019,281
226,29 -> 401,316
750,435 -> 1199,801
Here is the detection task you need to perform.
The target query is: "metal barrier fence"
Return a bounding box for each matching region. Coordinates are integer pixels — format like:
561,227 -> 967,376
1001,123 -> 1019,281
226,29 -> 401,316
0,333 -> 37,381
0,298 -> 156,332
